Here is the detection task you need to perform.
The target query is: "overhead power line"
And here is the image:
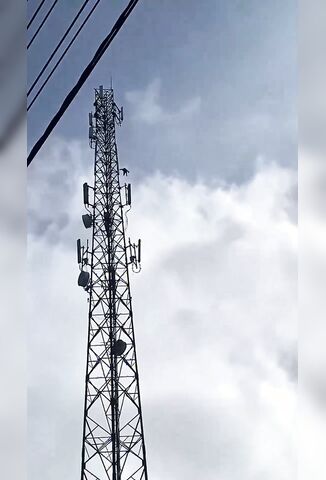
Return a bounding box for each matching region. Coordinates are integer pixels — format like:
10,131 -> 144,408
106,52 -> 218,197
28,0 -> 95,97
28,0 -> 58,50
27,0 -> 140,167
27,0 -> 47,30
28,0 -> 101,107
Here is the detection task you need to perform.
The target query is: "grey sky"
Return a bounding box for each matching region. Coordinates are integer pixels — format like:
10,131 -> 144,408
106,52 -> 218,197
28,0 -> 296,182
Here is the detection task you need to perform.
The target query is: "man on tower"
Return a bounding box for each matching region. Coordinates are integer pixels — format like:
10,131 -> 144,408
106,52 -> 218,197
120,167 -> 130,176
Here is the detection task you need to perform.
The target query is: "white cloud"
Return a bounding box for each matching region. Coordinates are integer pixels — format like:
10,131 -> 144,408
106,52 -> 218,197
0,127 -> 26,480
28,141 -> 297,479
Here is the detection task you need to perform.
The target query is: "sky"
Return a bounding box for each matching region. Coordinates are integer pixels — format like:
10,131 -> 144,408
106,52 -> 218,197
27,1 -> 297,479
27,0 -> 296,182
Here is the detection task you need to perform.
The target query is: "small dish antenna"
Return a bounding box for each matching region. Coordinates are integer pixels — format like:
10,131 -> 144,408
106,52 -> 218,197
112,339 -> 127,356
78,270 -> 90,288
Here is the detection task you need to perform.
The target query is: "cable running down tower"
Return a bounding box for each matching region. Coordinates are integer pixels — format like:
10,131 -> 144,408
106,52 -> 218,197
77,85 -> 148,480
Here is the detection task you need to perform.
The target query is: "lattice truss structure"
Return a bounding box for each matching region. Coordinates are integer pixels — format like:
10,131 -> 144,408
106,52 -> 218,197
77,86 -> 148,480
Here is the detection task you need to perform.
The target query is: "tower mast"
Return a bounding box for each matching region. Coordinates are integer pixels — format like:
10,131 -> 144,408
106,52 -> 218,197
77,86 -> 148,480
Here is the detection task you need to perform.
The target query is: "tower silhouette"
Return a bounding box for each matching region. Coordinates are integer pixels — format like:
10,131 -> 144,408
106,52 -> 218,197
77,86 -> 148,480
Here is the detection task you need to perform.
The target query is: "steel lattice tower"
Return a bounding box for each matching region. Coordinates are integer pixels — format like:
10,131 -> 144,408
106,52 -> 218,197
77,86 -> 149,480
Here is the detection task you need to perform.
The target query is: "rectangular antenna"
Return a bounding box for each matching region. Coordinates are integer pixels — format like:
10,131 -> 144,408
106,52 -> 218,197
99,85 -> 103,97
89,126 -> 95,140
120,106 -> 124,122
89,113 -> 93,126
137,239 -> 141,263
83,183 -> 89,205
127,184 -> 131,205
77,239 -> 82,264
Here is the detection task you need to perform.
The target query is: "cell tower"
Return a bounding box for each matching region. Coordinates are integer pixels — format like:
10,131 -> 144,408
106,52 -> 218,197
77,85 -> 149,480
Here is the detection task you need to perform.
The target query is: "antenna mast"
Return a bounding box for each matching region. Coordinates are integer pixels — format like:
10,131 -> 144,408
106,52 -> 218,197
77,86 -> 148,480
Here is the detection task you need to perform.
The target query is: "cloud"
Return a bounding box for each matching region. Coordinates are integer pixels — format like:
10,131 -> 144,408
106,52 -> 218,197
0,126 -> 26,480
28,140 -> 296,480
27,136 -> 92,240
119,77 -> 295,185
125,78 -> 201,125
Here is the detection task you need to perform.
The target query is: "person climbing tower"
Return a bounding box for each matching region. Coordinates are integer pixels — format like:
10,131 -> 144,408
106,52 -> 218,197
120,168 -> 130,176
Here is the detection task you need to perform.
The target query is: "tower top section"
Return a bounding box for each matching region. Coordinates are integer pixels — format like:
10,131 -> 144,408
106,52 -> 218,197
88,85 -> 124,148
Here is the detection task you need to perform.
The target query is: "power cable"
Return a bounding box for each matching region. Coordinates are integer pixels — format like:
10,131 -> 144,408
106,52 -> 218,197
28,0 -> 58,50
28,0 -> 95,98
27,0 -> 47,30
27,0 -> 140,167
27,0 -> 101,104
